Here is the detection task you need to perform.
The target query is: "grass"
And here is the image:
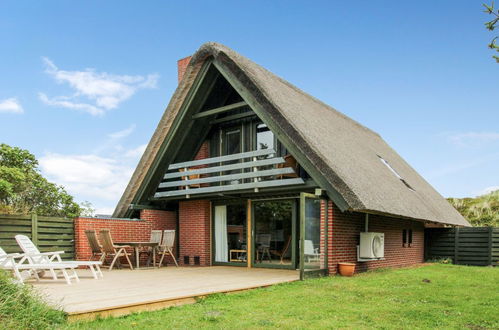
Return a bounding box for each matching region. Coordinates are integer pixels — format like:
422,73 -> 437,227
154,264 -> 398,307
448,189 -> 499,227
63,264 -> 499,329
0,270 -> 65,329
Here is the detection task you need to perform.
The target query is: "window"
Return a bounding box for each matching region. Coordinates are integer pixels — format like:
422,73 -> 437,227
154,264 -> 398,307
256,123 -> 274,152
403,229 -> 413,247
378,156 -> 415,191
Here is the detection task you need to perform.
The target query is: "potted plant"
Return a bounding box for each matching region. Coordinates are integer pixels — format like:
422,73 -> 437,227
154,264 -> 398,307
338,262 -> 356,276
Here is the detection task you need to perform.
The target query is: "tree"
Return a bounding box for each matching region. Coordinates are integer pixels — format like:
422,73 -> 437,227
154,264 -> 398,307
0,143 -> 85,217
484,2 -> 499,62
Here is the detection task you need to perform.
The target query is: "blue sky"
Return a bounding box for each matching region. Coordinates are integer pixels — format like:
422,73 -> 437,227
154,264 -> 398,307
0,1 -> 497,214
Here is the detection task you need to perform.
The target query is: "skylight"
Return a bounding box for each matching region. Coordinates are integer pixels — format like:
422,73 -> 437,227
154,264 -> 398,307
378,156 -> 415,191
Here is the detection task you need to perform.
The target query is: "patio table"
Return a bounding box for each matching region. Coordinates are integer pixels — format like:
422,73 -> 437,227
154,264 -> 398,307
115,242 -> 159,269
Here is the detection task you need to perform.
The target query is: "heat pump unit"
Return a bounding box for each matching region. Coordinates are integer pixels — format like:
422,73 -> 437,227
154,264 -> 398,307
359,232 -> 384,259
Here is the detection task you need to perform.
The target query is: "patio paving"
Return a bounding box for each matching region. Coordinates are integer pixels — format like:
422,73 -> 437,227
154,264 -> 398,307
32,266 -> 299,320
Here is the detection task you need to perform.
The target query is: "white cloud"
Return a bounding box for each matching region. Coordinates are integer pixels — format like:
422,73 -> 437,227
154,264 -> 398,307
476,186 -> 499,196
39,125 -> 147,214
108,124 -> 136,139
448,131 -> 499,147
0,98 -> 24,114
39,93 -> 103,116
39,57 -> 159,116
40,153 -> 134,202
124,144 -> 147,158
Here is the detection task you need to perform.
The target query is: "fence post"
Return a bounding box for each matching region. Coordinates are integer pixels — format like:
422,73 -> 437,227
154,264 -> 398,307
489,227 -> 493,266
453,227 -> 459,265
31,213 -> 38,245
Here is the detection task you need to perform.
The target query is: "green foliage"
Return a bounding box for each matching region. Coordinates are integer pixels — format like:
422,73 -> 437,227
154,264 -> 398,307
0,270 -> 65,329
79,201 -> 95,217
0,143 -> 84,218
65,264 -> 499,329
484,2 -> 499,62
448,190 -> 499,227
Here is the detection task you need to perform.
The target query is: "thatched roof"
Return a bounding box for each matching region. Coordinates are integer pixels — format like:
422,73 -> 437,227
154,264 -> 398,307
113,42 -> 469,227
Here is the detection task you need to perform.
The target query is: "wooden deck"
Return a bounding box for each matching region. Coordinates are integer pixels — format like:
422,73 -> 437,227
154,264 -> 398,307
32,266 -> 299,321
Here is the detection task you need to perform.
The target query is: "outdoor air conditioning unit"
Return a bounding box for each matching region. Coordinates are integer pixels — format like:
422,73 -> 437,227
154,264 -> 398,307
359,232 -> 384,259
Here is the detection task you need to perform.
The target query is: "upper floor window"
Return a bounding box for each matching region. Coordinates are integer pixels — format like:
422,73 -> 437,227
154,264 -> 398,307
256,123 -> 274,152
224,128 -> 241,155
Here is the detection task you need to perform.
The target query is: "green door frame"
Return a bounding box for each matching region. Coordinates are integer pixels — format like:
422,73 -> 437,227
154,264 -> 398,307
299,192 -> 328,280
211,198 -> 299,270
211,199 -> 248,267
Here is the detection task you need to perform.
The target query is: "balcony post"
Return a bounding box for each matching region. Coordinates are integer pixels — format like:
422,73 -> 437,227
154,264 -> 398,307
253,156 -> 259,192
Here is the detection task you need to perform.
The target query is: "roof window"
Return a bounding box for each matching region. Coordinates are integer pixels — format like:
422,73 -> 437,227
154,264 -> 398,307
378,156 -> 415,191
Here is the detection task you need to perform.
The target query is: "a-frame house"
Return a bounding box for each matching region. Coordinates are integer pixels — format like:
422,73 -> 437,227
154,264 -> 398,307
113,42 -> 469,276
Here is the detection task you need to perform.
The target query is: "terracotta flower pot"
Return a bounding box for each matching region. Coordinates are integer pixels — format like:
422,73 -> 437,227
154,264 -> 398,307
338,262 -> 356,276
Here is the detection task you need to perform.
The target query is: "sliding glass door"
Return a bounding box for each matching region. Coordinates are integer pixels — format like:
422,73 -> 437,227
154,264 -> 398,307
252,199 -> 296,269
299,193 -> 327,279
213,202 -> 247,265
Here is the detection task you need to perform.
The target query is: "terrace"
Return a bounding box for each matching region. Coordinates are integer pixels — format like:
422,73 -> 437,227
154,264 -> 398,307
32,266 -> 299,321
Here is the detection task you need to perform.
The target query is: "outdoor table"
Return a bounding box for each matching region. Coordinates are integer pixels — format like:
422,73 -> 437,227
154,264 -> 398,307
115,242 -> 159,269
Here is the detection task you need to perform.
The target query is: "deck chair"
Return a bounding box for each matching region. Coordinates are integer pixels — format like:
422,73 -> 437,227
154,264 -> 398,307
0,247 -> 79,285
270,235 -> 292,264
277,155 -> 299,179
179,168 -> 201,189
157,230 -> 178,267
304,240 -> 320,262
15,234 -> 103,279
98,229 -> 133,270
139,230 -> 162,267
256,234 -> 272,263
85,230 -> 105,262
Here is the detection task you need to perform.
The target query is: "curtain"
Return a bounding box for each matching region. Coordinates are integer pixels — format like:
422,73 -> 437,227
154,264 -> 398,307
214,205 -> 228,262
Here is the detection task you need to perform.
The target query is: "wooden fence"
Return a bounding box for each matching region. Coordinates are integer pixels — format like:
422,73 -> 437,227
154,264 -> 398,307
0,214 -> 74,260
425,227 -> 499,266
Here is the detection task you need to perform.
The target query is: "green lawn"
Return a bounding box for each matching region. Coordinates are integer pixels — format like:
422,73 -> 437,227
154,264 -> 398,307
64,264 -> 498,329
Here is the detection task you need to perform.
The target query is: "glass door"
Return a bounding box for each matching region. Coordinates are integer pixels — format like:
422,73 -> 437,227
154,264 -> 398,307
299,193 -> 327,279
213,202 -> 247,266
252,199 -> 296,269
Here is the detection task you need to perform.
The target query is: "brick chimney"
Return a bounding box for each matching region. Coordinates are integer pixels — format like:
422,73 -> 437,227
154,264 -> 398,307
177,56 -> 192,83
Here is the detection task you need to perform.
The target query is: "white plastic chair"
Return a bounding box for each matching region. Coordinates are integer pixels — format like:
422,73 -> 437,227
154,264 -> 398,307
304,239 -> 320,262
0,247 -> 79,285
15,234 -> 103,279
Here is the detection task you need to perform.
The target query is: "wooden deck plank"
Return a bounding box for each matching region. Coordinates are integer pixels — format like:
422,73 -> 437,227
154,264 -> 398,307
31,266 -> 299,320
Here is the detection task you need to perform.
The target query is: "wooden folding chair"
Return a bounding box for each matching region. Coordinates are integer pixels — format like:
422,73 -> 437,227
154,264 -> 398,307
139,230 -> 163,267
85,230 -> 105,262
98,229 -> 133,270
157,230 -> 178,267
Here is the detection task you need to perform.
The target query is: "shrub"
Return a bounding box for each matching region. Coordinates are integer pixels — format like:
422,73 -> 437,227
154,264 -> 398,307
0,270 -> 65,329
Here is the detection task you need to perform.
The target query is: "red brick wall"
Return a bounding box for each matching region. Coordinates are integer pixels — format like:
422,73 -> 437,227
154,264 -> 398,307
179,200 -> 211,266
75,210 -> 176,261
140,209 -> 177,231
176,139 -> 211,266
324,201 -> 424,274
194,141 -> 209,160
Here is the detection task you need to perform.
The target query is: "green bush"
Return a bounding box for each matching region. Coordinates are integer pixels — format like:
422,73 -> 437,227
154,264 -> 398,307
0,270 -> 65,329
448,190 -> 499,227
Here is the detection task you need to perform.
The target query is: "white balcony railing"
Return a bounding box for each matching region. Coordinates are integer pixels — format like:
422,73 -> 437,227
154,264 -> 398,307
154,149 -> 305,198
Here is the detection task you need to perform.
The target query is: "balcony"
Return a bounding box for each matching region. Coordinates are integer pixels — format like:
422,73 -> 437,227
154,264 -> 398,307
154,149 -> 305,199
